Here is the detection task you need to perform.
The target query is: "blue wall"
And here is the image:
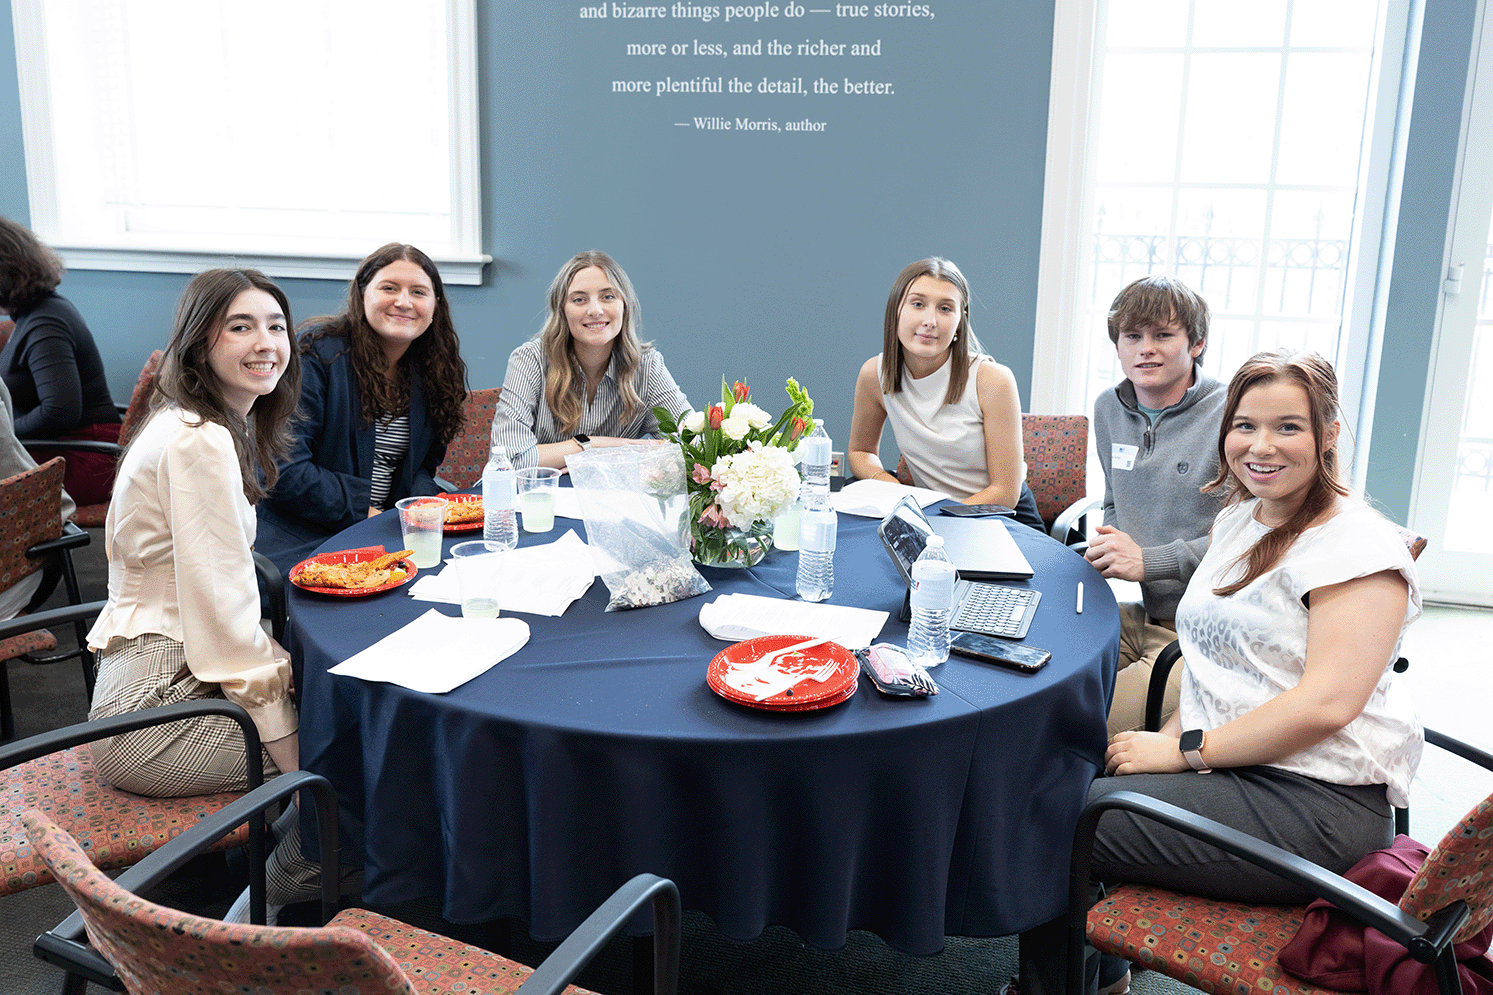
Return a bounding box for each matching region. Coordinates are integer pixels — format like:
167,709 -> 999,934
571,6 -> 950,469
1,2 -> 1054,456
1,1 -> 1472,520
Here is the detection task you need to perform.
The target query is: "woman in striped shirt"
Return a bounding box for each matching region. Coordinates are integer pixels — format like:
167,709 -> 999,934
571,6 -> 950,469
491,250 -> 690,470
256,243 -> 467,572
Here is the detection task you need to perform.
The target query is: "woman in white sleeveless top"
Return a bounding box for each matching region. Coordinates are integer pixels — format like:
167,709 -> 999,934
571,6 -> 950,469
847,257 -> 1042,528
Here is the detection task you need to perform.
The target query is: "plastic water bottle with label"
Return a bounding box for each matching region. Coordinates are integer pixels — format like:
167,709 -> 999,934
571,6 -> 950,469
796,504 -> 837,602
907,535 -> 956,666
799,419 -> 832,508
481,444 -> 518,550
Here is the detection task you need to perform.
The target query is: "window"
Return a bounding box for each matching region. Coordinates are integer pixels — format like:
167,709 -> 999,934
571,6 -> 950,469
11,0 -> 486,283
1033,0 -> 1405,482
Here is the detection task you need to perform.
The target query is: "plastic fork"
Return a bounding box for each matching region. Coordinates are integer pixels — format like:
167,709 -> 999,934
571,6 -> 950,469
730,636 -> 834,678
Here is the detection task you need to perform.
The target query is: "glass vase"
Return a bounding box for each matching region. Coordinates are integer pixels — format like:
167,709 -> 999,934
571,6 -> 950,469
692,520 -> 775,568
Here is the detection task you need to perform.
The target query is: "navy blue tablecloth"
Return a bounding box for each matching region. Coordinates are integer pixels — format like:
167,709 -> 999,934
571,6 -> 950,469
288,506 -> 1118,954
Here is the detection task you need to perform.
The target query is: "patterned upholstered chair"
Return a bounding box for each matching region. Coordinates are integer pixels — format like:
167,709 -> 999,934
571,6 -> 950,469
27,769 -> 682,995
1021,413 -> 1100,546
436,386 -> 503,491
0,457 -> 93,739
1067,728 -> 1493,995
23,349 -> 164,529
2,695 -> 263,907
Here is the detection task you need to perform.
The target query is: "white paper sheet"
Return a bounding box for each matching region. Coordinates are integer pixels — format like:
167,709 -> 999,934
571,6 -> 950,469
697,593 -> 887,649
408,529 -> 596,616
830,479 -> 950,518
328,609 -> 530,693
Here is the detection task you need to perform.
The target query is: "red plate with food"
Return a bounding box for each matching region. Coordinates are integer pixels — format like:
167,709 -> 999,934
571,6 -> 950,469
706,634 -> 859,711
444,493 -> 483,533
289,545 -> 418,597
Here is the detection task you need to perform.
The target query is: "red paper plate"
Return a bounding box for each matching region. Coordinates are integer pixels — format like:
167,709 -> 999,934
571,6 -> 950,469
444,493 -> 483,533
289,546 -> 418,597
706,635 -> 859,711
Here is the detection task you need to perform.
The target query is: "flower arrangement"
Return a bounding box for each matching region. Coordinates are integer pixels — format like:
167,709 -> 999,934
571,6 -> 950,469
655,378 -> 814,567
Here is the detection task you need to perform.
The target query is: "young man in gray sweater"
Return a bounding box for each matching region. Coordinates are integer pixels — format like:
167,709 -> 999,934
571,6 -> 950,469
1086,276 -> 1226,735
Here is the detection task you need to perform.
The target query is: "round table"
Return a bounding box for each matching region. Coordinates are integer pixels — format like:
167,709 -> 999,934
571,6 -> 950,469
288,504 -> 1118,954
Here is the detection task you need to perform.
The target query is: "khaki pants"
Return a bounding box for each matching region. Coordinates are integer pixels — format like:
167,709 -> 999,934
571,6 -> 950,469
1107,603 -> 1181,737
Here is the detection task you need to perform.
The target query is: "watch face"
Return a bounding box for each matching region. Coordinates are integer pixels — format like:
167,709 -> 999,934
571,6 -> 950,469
1179,729 -> 1205,753
574,434 -> 591,445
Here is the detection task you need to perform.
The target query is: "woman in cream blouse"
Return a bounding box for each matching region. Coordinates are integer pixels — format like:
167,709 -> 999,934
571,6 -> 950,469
86,268 -> 313,921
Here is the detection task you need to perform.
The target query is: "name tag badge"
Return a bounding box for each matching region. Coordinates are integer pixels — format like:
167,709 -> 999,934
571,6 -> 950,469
1111,444 -> 1138,471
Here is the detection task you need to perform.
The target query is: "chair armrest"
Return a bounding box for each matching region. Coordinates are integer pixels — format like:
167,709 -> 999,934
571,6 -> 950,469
1065,789 -> 1468,993
0,600 -> 105,645
1143,639 -> 1184,732
37,771 -> 341,984
0,697 -> 262,785
434,476 -> 457,493
1050,494 -> 1102,546
1425,727 -> 1493,772
253,551 -> 287,642
17,438 -> 124,456
519,873 -> 681,995
26,522 -> 91,559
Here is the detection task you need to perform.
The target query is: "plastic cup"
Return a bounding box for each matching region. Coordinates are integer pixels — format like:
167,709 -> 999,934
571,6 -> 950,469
516,466 -> 561,533
450,540 -> 504,618
396,495 -> 448,569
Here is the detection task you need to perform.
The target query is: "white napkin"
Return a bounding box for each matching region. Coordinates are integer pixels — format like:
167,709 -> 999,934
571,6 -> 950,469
830,478 -> 949,518
328,609 -> 530,693
697,593 -> 887,649
408,529 -> 597,616
553,488 -> 584,521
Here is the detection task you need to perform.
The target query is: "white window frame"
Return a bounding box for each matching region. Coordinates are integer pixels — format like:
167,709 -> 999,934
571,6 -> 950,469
1032,0 -> 1410,484
10,0 -> 489,285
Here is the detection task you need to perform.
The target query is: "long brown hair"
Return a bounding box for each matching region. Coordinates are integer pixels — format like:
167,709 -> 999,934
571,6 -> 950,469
299,243 -> 467,447
539,250 -> 649,436
1203,349 -> 1348,595
0,216 -> 65,313
153,269 -> 302,502
879,257 -> 984,404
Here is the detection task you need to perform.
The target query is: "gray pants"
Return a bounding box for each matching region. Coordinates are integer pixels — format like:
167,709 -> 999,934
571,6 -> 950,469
1019,765 -> 1393,994
88,633 -> 321,905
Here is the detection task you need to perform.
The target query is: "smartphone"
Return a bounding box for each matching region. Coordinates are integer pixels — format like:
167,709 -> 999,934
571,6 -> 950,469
939,503 -> 1016,518
949,632 -> 1051,673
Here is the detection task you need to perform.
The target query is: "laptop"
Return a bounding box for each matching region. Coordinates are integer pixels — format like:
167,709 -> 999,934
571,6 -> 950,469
877,495 -> 1040,639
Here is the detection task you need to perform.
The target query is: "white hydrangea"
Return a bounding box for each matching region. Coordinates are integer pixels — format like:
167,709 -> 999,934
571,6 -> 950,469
709,442 -> 800,527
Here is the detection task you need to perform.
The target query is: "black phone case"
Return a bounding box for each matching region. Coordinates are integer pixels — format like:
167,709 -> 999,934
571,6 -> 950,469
949,632 -> 1051,672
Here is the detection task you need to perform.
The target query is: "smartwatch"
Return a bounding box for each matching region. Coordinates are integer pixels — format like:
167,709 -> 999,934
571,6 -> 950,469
1179,729 -> 1211,773
573,434 -> 593,451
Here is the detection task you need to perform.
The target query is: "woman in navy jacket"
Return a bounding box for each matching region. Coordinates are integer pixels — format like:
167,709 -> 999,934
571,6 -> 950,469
256,243 -> 467,572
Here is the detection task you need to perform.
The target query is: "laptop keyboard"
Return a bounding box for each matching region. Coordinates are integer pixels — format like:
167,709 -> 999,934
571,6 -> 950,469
953,584 -> 1040,640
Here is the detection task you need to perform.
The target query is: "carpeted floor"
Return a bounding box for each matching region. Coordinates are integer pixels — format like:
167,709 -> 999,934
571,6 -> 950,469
4,536 -> 1488,994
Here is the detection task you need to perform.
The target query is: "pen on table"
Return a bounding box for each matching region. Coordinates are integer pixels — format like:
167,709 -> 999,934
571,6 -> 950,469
1076,582 -> 1084,614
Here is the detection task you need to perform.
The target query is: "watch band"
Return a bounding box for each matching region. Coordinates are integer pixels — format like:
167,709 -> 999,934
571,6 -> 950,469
1180,729 -> 1212,774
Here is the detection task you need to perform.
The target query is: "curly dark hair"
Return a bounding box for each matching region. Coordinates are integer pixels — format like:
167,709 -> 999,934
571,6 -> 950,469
0,216 -> 66,313
298,243 -> 467,447
153,269 -> 302,502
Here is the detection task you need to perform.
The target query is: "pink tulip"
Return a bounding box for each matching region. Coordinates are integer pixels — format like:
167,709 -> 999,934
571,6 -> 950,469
708,405 -> 724,430
732,381 -> 750,402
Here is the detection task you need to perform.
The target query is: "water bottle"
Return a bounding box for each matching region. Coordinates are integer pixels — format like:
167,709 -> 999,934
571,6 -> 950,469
481,444 -> 518,550
796,504 -> 837,602
799,419 -> 832,509
907,535 -> 956,667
